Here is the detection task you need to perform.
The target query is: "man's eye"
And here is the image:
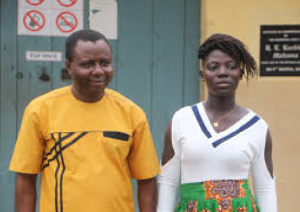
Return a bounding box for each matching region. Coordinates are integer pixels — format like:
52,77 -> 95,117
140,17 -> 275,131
100,60 -> 111,67
101,62 -> 109,67
82,63 -> 93,68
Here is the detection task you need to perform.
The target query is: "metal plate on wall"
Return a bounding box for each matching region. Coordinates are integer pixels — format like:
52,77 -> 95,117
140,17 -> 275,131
260,25 -> 300,76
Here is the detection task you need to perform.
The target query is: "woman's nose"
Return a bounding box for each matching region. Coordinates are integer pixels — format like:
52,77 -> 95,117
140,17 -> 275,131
218,66 -> 228,76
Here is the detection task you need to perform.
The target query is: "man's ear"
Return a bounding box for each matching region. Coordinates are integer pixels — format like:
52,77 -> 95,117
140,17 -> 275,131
199,70 -> 205,81
65,59 -> 72,76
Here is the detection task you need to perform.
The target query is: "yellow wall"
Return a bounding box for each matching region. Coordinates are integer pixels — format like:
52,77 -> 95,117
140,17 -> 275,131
201,0 -> 300,210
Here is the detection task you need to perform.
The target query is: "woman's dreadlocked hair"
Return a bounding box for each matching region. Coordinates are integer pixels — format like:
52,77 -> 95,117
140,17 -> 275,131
198,34 -> 258,80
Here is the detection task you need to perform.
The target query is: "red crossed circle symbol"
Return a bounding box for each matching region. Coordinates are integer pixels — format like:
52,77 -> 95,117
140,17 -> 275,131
57,0 -> 77,7
25,0 -> 45,6
56,11 -> 78,33
23,10 -> 45,32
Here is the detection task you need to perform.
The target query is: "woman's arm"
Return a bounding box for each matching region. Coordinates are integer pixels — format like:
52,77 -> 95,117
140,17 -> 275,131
157,120 -> 181,212
251,129 -> 277,212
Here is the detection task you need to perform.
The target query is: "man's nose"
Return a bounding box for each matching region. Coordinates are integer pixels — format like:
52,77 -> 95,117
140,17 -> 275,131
93,63 -> 104,75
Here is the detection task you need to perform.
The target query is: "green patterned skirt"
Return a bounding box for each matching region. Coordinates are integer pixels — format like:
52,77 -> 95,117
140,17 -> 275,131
175,180 -> 259,212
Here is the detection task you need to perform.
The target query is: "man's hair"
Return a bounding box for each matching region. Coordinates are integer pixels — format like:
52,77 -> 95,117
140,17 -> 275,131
198,33 -> 258,80
65,29 -> 110,62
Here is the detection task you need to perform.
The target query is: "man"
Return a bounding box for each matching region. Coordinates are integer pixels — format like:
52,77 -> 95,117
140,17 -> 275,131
10,29 -> 160,212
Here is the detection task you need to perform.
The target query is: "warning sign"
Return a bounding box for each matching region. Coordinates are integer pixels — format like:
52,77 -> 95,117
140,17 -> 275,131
52,9 -> 83,36
58,0 -> 77,7
23,10 -> 45,32
25,0 -> 44,6
56,11 -> 78,33
18,0 -> 84,37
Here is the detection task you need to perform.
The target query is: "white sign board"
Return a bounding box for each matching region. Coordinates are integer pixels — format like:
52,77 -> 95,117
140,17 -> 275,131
18,0 -> 84,37
26,51 -> 62,61
89,0 -> 118,39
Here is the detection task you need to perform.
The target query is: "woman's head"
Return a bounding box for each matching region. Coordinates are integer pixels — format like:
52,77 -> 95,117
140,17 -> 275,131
198,34 -> 258,80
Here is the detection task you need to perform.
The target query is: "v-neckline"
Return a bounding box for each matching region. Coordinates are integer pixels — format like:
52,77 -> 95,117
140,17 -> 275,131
191,102 -> 261,148
198,102 -> 253,136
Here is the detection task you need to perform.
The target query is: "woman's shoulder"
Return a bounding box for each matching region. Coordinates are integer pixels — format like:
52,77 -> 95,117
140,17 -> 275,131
173,102 -> 202,118
240,106 -> 269,128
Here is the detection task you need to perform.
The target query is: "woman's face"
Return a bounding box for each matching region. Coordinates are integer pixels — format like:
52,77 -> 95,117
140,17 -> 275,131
201,49 -> 241,97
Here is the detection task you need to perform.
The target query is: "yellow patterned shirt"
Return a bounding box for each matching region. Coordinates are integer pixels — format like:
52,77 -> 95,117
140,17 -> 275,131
10,86 -> 160,212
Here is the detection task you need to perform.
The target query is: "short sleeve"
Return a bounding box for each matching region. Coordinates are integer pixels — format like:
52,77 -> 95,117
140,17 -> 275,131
9,102 -> 46,174
128,110 -> 160,179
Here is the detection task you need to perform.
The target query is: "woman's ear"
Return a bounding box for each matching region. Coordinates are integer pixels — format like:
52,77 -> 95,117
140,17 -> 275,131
240,69 -> 244,79
199,70 -> 205,81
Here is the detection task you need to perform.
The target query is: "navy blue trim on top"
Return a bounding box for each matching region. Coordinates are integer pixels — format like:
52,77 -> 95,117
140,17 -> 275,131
212,115 -> 260,148
191,105 -> 212,138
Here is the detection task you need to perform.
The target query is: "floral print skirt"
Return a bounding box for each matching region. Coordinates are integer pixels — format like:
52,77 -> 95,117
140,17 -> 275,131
175,180 -> 259,212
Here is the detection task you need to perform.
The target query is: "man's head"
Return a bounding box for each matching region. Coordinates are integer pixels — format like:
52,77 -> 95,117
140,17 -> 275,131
65,29 -> 114,103
65,29 -> 111,62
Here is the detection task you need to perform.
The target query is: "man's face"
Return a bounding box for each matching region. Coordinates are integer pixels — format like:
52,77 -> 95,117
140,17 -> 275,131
66,39 -> 114,102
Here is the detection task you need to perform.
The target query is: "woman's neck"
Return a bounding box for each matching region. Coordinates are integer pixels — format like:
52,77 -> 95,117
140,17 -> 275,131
205,95 -> 236,112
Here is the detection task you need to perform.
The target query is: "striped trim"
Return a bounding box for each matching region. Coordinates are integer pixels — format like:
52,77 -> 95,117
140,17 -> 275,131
191,105 -> 212,138
44,132 -> 88,212
58,133 -> 65,212
212,115 -> 260,148
42,132 -> 87,169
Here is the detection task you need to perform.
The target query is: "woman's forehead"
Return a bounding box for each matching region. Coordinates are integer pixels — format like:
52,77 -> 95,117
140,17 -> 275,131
205,49 -> 236,63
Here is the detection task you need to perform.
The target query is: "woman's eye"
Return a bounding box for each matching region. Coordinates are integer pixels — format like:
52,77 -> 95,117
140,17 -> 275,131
208,64 -> 217,71
228,64 -> 237,70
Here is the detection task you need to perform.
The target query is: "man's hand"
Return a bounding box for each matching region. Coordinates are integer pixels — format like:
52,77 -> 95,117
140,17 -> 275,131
16,173 -> 37,212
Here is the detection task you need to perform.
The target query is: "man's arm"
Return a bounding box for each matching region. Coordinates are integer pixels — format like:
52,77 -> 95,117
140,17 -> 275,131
137,177 -> 157,212
15,173 -> 37,212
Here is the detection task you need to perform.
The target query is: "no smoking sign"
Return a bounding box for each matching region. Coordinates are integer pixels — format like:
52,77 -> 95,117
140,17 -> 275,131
25,0 -> 45,6
58,0 -> 77,7
18,0 -> 84,37
56,11 -> 78,33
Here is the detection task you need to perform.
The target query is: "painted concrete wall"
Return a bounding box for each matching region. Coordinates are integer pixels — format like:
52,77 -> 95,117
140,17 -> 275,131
201,0 -> 300,210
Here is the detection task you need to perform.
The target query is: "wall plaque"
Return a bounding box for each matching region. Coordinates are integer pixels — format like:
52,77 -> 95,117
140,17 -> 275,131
260,25 -> 300,76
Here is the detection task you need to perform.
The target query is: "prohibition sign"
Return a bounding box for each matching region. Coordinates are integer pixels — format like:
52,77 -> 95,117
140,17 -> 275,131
56,11 -> 78,33
25,0 -> 45,6
23,10 -> 45,32
57,0 -> 77,7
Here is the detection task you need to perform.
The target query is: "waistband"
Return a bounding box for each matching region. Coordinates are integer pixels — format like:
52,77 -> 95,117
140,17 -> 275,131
177,180 -> 259,212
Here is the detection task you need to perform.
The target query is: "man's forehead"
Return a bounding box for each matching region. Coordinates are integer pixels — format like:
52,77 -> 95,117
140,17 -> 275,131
74,39 -> 112,51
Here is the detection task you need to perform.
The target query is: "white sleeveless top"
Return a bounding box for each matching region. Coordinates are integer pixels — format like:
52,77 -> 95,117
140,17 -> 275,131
157,102 -> 277,212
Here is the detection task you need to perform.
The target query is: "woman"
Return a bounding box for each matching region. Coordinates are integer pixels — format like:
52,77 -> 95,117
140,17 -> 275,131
157,34 -> 277,212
